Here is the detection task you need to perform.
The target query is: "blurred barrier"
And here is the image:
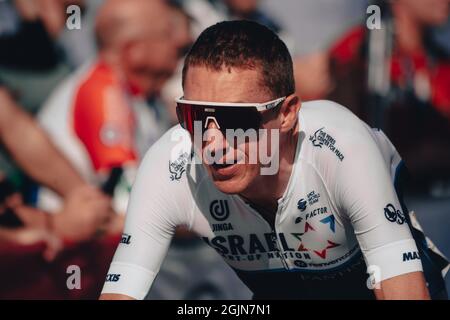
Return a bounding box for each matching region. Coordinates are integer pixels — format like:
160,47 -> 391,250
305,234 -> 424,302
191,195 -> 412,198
0,234 -> 120,299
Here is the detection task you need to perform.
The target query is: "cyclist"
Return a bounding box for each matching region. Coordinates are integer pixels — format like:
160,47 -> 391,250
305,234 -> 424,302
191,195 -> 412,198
100,21 -> 448,300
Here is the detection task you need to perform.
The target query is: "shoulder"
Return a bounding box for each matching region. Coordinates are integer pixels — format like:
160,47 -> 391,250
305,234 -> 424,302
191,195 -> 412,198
139,125 -> 194,182
73,62 -> 119,112
128,125 -> 197,227
298,100 -> 397,180
299,99 -> 372,146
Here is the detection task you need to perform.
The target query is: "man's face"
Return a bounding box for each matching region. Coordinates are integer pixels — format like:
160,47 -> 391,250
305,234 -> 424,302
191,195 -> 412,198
401,0 -> 449,26
183,65 -> 281,194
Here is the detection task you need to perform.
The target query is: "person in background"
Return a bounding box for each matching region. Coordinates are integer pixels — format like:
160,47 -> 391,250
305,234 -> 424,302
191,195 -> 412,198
160,0 -> 195,125
0,0 -> 79,114
36,0 -> 187,235
0,87 -> 112,257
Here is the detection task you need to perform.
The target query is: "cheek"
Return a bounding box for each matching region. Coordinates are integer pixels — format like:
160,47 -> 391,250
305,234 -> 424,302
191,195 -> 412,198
234,163 -> 259,187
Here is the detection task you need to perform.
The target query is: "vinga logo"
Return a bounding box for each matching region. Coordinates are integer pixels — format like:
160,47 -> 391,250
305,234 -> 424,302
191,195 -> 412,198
209,200 -> 230,221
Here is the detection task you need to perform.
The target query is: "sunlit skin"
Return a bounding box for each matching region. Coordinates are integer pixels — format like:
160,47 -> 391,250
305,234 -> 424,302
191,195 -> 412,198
183,65 -> 301,217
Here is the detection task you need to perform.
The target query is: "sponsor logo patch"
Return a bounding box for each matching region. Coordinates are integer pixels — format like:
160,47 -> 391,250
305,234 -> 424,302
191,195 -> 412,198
384,203 -> 406,225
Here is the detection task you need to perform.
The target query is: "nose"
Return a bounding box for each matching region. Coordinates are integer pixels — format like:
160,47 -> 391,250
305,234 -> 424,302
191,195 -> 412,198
203,119 -> 229,162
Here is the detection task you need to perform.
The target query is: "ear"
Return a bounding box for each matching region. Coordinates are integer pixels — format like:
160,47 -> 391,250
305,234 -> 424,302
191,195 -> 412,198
279,94 -> 301,133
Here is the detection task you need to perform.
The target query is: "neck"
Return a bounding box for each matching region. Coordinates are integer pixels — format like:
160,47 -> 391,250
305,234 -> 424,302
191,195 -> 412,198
392,4 -> 425,54
240,122 -> 299,213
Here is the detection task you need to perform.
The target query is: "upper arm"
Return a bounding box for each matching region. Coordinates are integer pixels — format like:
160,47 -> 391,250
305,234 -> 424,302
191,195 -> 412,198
335,126 -> 424,286
101,130 -> 192,299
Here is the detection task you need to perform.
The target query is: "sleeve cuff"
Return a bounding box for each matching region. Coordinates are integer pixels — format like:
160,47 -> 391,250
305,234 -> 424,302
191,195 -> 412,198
101,262 -> 156,300
364,238 -> 423,283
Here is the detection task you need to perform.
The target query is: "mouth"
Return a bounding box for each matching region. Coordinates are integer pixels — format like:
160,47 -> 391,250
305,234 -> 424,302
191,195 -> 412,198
212,163 -> 233,169
210,158 -> 241,178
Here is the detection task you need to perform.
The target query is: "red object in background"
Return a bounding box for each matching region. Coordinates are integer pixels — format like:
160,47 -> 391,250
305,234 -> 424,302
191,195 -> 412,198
328,26 -> 450,186
0,234 -> 120,299
330,26 -> 450,118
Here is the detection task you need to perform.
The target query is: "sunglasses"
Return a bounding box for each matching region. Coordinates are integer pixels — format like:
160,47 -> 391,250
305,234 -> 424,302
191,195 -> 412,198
175,96 -> 286,136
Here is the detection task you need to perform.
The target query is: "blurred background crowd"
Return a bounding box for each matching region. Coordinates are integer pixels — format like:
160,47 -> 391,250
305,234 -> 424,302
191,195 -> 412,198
0,0 -> 448,299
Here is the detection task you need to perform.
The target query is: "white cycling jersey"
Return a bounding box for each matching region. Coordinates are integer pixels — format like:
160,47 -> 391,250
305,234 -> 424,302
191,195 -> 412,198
102,100 -> 446,300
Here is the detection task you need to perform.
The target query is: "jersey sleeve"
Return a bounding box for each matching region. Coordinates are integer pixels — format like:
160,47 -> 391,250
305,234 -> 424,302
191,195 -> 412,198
73,81 -> 137,172
101,128 -> 193,299
334,124 -> 423,283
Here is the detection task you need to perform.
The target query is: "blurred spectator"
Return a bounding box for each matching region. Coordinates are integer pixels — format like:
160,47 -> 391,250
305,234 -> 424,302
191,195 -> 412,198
259,0 -> 367,100
0,0 -> 105,69
0,87 -> 112,251
163,0 -> 298,118
0,0 -> 75,114
291,0 -> 450,194
36,0 -> 185,227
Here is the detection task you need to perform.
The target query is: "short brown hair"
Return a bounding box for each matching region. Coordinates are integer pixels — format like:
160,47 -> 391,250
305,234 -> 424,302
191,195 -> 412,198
182,20 -> 295,98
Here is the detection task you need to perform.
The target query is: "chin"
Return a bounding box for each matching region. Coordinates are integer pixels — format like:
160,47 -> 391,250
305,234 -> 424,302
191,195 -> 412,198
208,164 -> 258,195
212,179 -> 249,194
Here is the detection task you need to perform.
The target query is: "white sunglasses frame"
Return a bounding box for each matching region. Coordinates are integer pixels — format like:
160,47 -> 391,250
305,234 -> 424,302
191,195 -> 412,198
175,96 -> 286,111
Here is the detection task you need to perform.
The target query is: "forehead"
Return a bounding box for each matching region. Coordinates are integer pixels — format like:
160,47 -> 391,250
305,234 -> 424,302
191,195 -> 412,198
183,65 -> 272,103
